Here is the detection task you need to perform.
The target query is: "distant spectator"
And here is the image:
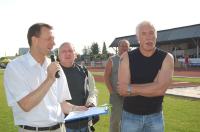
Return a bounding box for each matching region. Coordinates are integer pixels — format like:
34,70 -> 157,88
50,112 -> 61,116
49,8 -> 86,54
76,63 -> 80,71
104,39 -> 130,132
184,55 -> 189,70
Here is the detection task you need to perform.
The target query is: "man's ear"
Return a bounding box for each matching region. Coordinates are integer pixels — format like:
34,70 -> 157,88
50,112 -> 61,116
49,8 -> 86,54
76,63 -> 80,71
74,53 -> 77,59
136,35 -> 140,44
32,36 -> 38,46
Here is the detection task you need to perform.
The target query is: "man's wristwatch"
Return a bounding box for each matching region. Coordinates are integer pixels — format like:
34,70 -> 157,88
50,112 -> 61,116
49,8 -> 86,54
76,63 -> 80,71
127,84 -> 132,96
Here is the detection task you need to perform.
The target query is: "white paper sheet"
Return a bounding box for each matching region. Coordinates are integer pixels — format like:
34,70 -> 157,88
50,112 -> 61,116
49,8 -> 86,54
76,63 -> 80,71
65,106 -> 108,121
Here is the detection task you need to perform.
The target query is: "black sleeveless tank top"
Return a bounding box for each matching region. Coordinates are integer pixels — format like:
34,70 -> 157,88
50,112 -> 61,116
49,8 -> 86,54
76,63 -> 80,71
123,48 -> 167,115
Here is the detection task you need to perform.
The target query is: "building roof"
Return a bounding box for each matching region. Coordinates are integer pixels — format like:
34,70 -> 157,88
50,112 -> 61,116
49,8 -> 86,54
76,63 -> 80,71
110,24 -> 200,47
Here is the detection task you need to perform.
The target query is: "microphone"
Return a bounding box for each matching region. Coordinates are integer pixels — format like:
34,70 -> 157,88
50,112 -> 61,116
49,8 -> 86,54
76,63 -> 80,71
50,54 -> 60,78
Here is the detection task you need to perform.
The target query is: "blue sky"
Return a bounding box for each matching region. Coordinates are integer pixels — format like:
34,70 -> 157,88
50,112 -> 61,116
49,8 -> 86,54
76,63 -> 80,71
0,0 -> 199,57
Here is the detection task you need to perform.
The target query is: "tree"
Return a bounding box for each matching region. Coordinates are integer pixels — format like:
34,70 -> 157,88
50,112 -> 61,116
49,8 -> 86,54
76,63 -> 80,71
82,46 -> 91,55
90,42 -> 99,55
0,57 -> 10,68
101,42 -> 109,60
102,42 -> 108,55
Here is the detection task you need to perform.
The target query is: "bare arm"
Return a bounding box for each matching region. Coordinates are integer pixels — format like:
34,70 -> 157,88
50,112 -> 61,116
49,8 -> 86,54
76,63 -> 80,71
104,58 -> 113,94
61,101 -> 88,114
17,62 -> 59,112
117,52 -> 131,96
132,53 -> 174,97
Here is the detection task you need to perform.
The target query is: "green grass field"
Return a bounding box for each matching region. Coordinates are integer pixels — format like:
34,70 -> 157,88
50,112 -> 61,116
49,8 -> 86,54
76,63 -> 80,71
173,77 -> 200,84
0,70 -> 18,131
1,70 -> 200,132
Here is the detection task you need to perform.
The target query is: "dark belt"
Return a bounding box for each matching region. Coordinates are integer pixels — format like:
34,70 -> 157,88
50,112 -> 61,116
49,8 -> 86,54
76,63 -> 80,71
19,123 -> 62,131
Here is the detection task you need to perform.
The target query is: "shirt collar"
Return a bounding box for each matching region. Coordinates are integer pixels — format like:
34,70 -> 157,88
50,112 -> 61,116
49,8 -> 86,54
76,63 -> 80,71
26,52 -> 49,68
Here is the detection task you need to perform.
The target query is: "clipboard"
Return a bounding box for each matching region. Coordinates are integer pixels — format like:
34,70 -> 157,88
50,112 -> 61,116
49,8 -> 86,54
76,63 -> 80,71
64,106 -> 108,121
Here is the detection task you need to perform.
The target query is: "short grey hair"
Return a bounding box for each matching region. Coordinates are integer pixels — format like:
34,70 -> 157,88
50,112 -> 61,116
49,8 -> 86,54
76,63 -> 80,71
118,39 -> 130,47
136,21 -> 157,38
58,42 -> 75,54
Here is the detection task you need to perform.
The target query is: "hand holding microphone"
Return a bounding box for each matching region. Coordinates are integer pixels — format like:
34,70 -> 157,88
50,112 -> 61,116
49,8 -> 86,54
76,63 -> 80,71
50,55 -> 60,78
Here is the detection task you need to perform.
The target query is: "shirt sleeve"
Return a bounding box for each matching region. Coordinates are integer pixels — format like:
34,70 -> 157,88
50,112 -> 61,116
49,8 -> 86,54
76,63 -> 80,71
56,68 -> 71,103
4,63 -> 30,106
86,71 -> 98,106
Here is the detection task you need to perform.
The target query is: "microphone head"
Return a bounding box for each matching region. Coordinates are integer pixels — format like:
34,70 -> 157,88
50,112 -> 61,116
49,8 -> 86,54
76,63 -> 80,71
50,54 -> 55,62
50,54 -> 60,78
